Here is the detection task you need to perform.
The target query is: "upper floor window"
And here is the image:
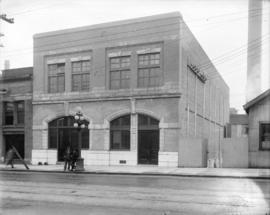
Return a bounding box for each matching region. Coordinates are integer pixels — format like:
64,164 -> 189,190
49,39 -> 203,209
17,101 -> 25,124
48,63 -> 65,93
4,102 -> 14,125
3,101 -> 24,125
260,123 -> 270,151
72,60 -> 91,91
138,53 -> 162,88
110,56 -> 131,89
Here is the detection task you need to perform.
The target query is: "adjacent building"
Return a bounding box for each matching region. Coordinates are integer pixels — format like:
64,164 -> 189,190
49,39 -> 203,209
31,12 -> 229,167
227,113 -> 248,138
0,67 -> 33,163
244,88 -> 270,168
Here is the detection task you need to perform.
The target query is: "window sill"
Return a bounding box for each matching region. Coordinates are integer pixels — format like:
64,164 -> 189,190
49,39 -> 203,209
110,149 -> 131,151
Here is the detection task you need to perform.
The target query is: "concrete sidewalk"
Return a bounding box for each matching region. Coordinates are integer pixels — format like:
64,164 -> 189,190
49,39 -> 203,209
1,163 -> 270,179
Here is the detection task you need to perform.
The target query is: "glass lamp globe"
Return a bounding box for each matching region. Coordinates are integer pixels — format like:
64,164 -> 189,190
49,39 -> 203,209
81,124 -> 85,129
74,115 -> 79,120
74,123 -> 78,128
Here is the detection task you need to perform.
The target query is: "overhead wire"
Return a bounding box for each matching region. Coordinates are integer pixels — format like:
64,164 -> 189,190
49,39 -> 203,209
2,4 -> 268,55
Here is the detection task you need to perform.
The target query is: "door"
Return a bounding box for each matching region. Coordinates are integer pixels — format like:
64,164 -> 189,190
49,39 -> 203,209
5,134 -> 25,159
138,130 -> 159,164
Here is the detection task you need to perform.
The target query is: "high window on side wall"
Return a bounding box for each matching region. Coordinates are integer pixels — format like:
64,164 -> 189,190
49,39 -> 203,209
3,101 -> 24,125
110,56 -> 131,89
48,63 -> 65,93
138,52 -> 162,88
72,60 -> 91,91
259,122 -> 270,150
110,115 -> 130,150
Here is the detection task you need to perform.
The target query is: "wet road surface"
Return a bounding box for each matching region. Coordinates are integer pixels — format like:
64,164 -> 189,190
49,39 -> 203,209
0,171 -> 269,214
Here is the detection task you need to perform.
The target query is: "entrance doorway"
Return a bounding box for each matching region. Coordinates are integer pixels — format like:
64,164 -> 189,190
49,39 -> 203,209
48,116 -> 89,162
5,134 -> 25,159
138,114 -> 159,165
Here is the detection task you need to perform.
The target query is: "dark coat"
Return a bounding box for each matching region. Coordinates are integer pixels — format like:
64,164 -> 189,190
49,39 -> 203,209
6,148 -> 15,163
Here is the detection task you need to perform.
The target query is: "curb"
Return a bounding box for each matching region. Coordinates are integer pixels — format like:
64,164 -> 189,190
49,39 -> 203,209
1,168 -> 270,180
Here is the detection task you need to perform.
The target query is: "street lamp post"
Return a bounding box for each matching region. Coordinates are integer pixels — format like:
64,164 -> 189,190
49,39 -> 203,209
73,110 -> 86,171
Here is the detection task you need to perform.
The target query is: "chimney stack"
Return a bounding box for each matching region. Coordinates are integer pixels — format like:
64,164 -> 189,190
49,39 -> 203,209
246,0 -> 263,102
4,60 -> 10,70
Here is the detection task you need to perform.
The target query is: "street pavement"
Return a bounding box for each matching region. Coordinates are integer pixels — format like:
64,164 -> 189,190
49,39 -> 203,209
0,171 -> 269,215
0,163 -> 270,179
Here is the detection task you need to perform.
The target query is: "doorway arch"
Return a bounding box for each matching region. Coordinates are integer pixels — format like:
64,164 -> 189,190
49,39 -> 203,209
138,114 -> 159,165
48,116 -> 89,161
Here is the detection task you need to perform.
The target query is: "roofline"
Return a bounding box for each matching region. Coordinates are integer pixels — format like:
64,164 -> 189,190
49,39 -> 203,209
2,66 -> 33,72
33,12 -> 183,39
243,88 -> 270,112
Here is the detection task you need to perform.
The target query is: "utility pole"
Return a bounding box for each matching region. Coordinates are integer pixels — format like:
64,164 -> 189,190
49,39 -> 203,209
0,0 -> 14,47
0,14 -> 14,24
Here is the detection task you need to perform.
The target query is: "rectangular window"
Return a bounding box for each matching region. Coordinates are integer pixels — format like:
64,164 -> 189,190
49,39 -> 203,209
110,130 -> 130,150
138,53 -> 162,88
4,102 -> 14,125
260,123 -> 270,150
110,56 -> 131,89
72,60 -> 91,91
48,63 -> 65,93
16,101 -> 24,124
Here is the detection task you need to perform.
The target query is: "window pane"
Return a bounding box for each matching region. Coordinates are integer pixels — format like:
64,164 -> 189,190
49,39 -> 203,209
121,115 -> 130,126
120,70 -> 130,89
111,118 -> 120,127
111,80 -> 120,89
72,74 -> 81,91
17,102 -> 24,124
58,63 -> 65,73
82,128 -> 89,149
49,76 -> 57,93
49,128 -> 57,148
110,115 -> 131,150
138,115 -> 148,126
4,102 -> 14,125
110,71 -> 120,80
48,63 -> 65,93
261,123 -> 270,150
121,79 -> 130,89
110,58 -> 120,69
111,131 -> 121,149
81,74 -> 90,91
121,57 -> 130,67
58,75 -> 65,92
121,130 -> 130,149
138,60 -> 161,88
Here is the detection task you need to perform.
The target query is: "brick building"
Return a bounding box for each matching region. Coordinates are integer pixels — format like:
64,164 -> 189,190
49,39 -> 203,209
32,12 -> 229,167
0,67 -> 33,163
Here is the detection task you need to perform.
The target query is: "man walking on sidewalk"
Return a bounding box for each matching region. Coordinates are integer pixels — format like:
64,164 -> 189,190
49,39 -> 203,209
5,148 -> 15,168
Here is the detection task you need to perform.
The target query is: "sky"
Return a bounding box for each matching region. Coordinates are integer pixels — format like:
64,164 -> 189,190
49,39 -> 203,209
0,0 -> 269,113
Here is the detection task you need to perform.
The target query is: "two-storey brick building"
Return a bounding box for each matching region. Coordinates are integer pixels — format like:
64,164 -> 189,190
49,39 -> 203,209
32,12 -> 229,167
0,67 -> 33,163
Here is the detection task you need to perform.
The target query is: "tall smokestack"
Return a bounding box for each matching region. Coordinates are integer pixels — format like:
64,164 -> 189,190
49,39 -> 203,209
246,0 -> 263,102
4,60 -> 10,70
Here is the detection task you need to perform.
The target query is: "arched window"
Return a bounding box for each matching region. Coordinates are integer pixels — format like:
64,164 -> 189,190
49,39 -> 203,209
110,115 -> 130,150
138,114 -> 159,130
48,116 -> 89,161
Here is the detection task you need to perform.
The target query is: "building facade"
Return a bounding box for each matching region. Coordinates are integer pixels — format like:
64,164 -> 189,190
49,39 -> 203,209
32,12 -> 229,167
227,114 -> 248,138
0,67 -> 33,163
244,89 -> 270,168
